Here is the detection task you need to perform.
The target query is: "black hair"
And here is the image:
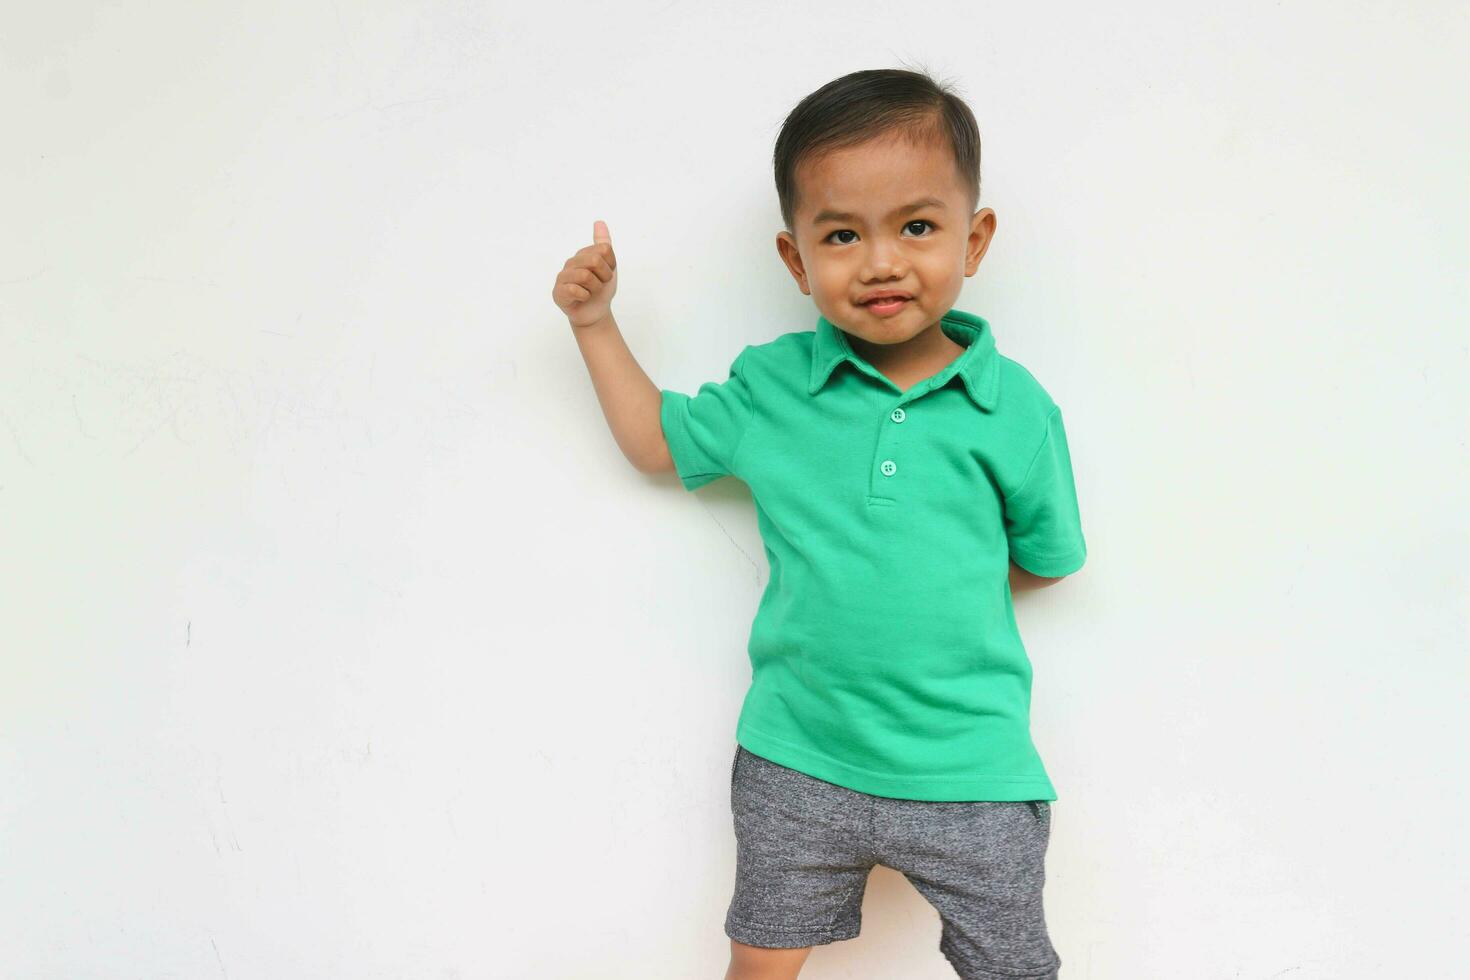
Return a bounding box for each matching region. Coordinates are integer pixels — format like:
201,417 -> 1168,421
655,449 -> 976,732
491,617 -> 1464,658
773,65 -> 982,232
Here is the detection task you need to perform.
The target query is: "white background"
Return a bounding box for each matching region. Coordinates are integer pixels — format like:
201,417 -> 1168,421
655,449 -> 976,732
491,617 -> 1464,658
2,2 -> 1466,978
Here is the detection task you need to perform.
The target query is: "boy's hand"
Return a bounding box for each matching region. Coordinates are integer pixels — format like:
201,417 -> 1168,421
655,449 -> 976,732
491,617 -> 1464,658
552,219 -> 619,329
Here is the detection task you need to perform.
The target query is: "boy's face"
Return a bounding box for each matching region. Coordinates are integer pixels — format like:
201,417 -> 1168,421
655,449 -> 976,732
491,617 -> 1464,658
776,133 -> 996,351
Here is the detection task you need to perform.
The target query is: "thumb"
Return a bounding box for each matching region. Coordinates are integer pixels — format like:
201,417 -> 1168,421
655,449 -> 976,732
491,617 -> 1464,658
593,219 -> 611,245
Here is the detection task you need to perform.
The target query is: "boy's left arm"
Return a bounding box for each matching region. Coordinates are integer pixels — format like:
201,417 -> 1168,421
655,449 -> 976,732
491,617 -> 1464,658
1009,561 -> 1066,592
1003,405 -> 1087,585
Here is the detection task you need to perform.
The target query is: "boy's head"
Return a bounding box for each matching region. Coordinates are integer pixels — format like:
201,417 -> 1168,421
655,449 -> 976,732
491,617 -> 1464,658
773,67 -> 996,349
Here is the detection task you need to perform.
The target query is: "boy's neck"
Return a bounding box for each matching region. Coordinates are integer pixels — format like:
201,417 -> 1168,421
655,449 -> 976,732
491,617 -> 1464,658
843,320 -> 968,390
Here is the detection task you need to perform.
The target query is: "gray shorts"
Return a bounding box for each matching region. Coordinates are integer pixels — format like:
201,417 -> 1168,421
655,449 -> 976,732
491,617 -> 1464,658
726,744 -> 1061,980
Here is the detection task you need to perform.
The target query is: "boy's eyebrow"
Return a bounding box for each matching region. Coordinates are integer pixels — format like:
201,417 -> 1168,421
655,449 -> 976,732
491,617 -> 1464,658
810,196 -> 947,225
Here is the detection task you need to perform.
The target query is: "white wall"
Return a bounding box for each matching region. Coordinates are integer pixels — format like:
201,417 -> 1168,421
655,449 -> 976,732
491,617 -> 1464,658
2,2 -> 1466,978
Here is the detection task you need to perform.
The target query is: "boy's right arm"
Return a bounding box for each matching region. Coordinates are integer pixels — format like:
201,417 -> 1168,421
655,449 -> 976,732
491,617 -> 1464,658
570,311 -> 675,475
552,220 -> 674,476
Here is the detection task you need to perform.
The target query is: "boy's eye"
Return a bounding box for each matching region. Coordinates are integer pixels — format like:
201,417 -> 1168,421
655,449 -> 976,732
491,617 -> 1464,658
824,220 -> 935,245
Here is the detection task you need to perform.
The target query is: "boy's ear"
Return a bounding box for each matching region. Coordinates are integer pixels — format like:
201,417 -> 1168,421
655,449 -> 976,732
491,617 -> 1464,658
776,231 -> 811,295
965,208 -> 997,277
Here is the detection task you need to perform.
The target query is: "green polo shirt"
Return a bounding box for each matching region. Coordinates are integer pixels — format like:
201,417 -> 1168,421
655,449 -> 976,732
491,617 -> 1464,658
658,307 -> 1086,801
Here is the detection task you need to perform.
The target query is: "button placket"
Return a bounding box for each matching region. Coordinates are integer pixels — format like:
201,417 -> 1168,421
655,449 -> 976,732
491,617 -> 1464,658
868,383 -> 934,503
876,397 -> 911,486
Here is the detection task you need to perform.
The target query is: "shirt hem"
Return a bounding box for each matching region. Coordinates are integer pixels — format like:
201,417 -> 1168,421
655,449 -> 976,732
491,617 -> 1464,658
658,388 -> 721,491
735,721 -> 1057,802
1009,546 -> 1086,577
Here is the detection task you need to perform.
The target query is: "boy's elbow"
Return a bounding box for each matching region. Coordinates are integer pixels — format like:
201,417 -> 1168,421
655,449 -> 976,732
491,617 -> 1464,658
1008,560 -> 1071,590
633,440 -> 676,477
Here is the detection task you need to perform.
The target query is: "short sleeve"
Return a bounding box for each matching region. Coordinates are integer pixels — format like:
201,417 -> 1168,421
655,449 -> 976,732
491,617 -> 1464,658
658,346 -> 755,491
1004,405 -> 1087,576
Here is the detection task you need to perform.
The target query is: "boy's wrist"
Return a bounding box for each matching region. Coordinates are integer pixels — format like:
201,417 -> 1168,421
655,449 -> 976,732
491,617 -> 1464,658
570,309 -> 617,334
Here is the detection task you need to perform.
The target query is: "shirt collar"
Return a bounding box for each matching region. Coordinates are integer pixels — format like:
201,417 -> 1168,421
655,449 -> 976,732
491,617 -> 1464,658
807,307 -> 1001,411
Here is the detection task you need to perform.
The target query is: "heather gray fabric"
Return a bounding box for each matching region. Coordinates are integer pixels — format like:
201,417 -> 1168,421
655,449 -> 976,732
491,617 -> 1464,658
726,745 -> 1061,979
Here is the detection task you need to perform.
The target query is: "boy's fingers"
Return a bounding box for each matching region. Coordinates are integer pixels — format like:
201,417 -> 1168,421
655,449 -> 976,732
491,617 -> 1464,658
585,255 -> 614,282
564,252 -> 613,282
590,220 -> 616,270
566,245 -> 614,272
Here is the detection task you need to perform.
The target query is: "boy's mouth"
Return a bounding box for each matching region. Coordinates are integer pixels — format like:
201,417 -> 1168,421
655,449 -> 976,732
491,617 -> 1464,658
862,296 -> 911,316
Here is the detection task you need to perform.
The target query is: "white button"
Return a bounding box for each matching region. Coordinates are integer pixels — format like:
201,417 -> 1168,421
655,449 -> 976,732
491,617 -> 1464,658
880,460 -> 896,476
890,408 -> 906,423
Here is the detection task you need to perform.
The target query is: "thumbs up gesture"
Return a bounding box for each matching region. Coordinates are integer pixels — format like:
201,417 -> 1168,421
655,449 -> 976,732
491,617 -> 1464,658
553,219 -> 619,329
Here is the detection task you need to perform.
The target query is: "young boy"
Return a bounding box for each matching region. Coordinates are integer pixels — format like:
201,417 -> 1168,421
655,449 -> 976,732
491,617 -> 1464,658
553,68 -> 1085,980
